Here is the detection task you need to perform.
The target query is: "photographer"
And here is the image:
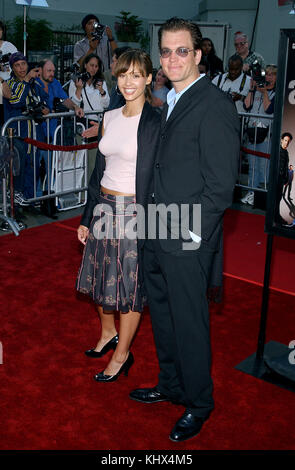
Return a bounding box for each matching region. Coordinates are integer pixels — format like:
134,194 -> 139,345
0,20 -> 17,125
3,52 -> 50,205
234,31 -> 265,74
36,59 -> 84,140
69,53 -> 109,179
74,14 -> 117,75
241,65 -> 277,205
212,54 -> 251,113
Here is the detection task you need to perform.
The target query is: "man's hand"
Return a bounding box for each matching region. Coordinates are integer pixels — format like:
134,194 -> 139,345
105,26 -> 114,40
41,107 -> 50,115
89,37 -> 99,51
77,225 -> 89,245
82,121 -> 99,138
151,96 -> 164,107
243,63 -> 250,72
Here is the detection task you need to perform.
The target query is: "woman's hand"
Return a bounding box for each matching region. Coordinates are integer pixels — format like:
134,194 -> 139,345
75,78 -> 83,90
75,106 -> 84,118
77,225 -> 89,245
82,121 -> 99,138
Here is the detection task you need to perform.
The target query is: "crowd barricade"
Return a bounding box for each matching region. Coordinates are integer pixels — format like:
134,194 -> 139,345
0,110 -> 103,232
237,111 -> 274,194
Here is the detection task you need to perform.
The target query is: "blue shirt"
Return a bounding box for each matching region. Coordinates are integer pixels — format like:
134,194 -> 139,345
166,74 -> 205,120
35,77 -> 68,140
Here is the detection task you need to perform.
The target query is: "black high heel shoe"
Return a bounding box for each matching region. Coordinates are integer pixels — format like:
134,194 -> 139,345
93,351 -> 134,382
85,334 -> 119,358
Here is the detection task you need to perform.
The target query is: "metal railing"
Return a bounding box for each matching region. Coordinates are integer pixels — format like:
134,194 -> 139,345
237,111 -> 274,194
0,110 -> 103,234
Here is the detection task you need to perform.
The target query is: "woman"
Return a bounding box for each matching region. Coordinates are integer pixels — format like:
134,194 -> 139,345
201,37 -> 223,80
76,50 -> 160,382
69,53 -> 110,120
151,67 -> 170,111
69,53 -> 110,178
241,65 -> 277,205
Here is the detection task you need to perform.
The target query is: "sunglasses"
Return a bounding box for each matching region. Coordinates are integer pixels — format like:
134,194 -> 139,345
160,47 -> 194,58
234,41 -> 247,47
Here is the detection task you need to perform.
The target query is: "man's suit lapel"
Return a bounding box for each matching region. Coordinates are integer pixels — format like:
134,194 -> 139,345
161,76 -> 210,131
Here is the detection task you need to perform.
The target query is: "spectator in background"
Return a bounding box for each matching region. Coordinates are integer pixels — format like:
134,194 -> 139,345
0,20 -> 17,125
241,65 -> 277,206
69,53 -> 109,179
81,46 -> 131,140
151,67 -> 171,111
201,37 -> 223,79
36,59 -> 84,140
212,54 -> 251,113
35,59 -> 84,203
234,31 -> 265,74
74,14 -> 117,75
4,52 -> 50,205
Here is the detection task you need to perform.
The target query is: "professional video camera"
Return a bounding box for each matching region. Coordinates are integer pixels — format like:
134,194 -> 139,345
0,51 -> 11,65
91,21 -> 105,41
67,63 -> 91,83
249,60 -> 269,88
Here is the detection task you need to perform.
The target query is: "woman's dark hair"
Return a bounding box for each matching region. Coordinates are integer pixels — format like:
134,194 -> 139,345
82,53 -> 104,85
0,20 -> 7,40
201,37 -> 216,56
158,17 -> 202,52
114,49 -> 153,103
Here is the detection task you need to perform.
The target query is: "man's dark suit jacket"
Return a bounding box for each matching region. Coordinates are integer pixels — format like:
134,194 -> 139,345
153,75 -> 241,253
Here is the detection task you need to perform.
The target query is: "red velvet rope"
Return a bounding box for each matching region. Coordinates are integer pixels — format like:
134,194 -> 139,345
241,146 -> 270,159
23,137 -> 98,151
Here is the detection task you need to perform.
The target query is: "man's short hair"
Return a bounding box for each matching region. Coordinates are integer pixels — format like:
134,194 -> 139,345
282,132 -> 293,141
112,46 -> 132,59
81,14 -> 99,31
158,17 -> 202,52
228,54 -> 243,67
234,31 -> 248,43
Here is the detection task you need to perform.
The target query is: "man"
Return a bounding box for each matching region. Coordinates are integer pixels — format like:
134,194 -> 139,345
275,132 -> 293,224
129,18 -> 240,442
284,165 -> 294,202
234,31 -> 265,73
212,54 -> 251,113
36,59 -> 83,140
4,52 -> 50,204
74,14 -> 117,74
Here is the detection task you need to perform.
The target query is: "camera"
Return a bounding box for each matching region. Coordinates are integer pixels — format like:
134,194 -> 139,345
67,63 -> 91,83
0,51 -> 11,65
91,22 -> 105,41
249,60 -> 269,88
52,97 -> 68,113
22,94 -> 47,124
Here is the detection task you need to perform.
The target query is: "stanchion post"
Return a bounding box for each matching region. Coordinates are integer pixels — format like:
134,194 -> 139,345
8,128 -> 15,219
256,233 -> 274,360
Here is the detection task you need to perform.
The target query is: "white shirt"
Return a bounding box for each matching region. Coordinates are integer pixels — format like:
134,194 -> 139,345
69,80 -> 110,121
0,41 -> 17,104
212,72 -> 251,113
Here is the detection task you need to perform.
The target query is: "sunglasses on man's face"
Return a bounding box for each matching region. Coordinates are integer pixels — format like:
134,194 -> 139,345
160,47 -> 194,58
234,41 -> 247,47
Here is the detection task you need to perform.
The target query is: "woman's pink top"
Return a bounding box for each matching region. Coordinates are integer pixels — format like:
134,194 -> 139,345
99,106 -> 141,194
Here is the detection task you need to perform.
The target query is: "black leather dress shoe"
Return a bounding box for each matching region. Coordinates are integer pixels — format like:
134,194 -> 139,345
169,410 -> 207,442
129,386 -> 170,403
85,334 -> 119,358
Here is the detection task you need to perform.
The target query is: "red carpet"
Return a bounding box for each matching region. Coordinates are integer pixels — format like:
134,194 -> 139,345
224,209 -> 295,295
0,209 -> 295,450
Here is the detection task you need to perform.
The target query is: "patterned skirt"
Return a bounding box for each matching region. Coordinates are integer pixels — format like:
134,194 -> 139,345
76,193 -> 146,313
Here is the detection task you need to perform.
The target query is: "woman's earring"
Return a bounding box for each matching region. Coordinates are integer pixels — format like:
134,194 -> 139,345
115,85 -> 122,96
